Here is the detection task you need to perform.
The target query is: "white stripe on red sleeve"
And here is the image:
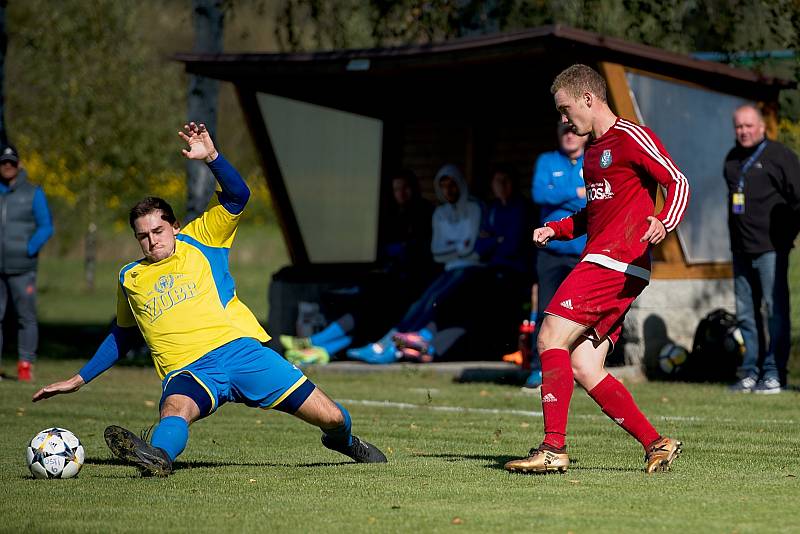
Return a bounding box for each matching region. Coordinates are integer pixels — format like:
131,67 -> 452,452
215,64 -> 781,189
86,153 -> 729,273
615,120 -> 689,232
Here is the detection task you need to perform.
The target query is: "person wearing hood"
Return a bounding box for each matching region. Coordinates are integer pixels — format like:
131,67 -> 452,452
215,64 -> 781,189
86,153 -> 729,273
393,166 -> 535,362
347,164 -> 483,363
0,144 -> 53,382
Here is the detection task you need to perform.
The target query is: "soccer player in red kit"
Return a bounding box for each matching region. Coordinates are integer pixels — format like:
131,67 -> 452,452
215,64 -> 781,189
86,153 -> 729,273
504,65 -> 689,474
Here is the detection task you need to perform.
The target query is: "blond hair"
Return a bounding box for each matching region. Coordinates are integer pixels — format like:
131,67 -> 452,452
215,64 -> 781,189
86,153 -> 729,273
551,64 -> 607,102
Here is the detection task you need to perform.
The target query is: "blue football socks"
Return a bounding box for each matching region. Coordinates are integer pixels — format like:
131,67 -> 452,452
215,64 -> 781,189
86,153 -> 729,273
150,416 -> 189,461
322,402 -> 353,447
320,335 -> 353,356
418,328 -> 435,342
310,321 -> 346,346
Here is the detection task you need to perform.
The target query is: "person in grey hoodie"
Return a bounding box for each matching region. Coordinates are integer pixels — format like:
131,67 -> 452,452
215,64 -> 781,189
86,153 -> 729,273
347,164 -> 483,363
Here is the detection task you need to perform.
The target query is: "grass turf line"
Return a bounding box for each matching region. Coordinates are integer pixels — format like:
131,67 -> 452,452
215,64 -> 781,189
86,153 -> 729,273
1,360 -> 798,533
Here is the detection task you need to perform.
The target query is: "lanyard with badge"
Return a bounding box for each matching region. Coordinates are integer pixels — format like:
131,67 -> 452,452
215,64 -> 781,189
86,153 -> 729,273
733,140 -> 767,214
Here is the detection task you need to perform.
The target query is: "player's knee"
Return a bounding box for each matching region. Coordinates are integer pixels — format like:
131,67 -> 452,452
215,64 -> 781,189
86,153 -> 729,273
160,394 -> 200,423
537,322 -> 556,353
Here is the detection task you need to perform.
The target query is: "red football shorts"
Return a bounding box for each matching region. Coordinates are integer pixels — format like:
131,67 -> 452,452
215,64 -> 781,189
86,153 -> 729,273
543,261 -> 649,346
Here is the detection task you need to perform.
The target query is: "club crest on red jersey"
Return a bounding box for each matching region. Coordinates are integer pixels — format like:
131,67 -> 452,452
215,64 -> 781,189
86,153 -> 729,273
600,149 -> 612,168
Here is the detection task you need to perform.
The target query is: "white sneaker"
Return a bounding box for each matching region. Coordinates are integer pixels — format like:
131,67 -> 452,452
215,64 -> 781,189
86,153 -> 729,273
729,376 -> 757,393
753,377 -> 782,395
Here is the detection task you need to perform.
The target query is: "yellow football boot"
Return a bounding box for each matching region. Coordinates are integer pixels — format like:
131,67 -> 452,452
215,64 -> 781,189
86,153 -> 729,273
645,436 -> 683,473
504,446 -> 569,474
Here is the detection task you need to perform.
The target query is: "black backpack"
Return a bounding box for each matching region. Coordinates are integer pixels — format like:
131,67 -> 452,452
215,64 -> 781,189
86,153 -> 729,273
686,309 -> 744,382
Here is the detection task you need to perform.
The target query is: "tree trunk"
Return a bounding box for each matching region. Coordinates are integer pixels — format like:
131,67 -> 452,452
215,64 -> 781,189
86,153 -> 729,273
0,0 -> 9,146
185,0 -> 224,222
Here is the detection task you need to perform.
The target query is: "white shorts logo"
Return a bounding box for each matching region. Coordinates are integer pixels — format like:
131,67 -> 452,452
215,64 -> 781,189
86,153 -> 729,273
560,299 -> 574,310
614,418 -> 625,425
542,393 -> 558,403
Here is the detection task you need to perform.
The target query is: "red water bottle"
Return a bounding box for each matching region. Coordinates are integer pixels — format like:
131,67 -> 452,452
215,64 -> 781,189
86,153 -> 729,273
519,319 -> 536,370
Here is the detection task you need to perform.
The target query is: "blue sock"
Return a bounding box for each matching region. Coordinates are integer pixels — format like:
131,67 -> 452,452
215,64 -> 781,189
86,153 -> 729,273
323,402 -> 353,446
320,335 -> 352,355
418,328 -> 435,342
310,322 -> 345,346
150,416 -> 189,461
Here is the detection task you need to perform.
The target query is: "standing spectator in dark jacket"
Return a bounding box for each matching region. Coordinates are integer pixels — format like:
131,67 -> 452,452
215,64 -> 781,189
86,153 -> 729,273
725,105 -> 800,394
0,144 -> 53,382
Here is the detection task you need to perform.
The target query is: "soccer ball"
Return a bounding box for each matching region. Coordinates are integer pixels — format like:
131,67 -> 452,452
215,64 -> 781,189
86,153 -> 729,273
658,342 -> 689,376
26,428 -> 85,479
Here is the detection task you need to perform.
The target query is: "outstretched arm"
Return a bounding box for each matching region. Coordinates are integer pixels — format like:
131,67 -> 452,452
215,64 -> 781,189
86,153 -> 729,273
179,122 -> 250,214
32,322 -> 141,402
544,207 -> 588,241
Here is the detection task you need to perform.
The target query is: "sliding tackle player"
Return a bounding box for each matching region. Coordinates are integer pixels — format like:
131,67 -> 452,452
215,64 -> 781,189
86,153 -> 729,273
33,122 -> 387,476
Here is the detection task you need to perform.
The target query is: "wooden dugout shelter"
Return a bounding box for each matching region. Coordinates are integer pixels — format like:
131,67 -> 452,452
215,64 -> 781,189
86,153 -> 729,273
176,25 -> 794,280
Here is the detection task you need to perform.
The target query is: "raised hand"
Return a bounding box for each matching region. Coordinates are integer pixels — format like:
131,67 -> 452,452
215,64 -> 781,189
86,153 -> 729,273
32,375 -> 85,402
178,122 -> 218,162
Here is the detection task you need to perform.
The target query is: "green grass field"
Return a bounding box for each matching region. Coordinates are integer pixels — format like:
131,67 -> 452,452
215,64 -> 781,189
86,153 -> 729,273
0,228 -> 798,532
1,361 -> 798,533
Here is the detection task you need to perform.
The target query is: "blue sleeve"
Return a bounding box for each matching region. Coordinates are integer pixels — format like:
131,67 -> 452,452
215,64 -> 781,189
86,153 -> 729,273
207,153 -> 250,214
27,188 -> 53,256
532,155 -> 580,207
77,323 -> 141,383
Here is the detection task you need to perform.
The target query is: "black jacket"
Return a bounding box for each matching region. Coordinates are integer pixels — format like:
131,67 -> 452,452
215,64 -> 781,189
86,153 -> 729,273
723,139 -> 800,254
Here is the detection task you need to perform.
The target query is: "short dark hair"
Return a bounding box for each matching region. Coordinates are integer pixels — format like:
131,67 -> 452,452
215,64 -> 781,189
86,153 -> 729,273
129,197 -> 179,229
551,64 -> 607,103
391,168 -> 421,198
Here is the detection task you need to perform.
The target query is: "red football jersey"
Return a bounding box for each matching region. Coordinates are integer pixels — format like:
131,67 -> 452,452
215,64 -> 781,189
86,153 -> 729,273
546,118 -> 689,280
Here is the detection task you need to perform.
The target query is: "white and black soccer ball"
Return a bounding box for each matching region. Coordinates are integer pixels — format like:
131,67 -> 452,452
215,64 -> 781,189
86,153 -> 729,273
26,428 -> 85,479
658,342 -> 689,376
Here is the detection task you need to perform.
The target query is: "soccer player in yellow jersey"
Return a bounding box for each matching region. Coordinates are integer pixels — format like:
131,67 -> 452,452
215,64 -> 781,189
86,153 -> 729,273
33,122 -> 387,475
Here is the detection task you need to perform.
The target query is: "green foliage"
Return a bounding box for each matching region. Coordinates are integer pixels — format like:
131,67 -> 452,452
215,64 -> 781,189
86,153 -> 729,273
7,0 -> 185,247
779,117 -> 800,164
1,361 -> 799,531
275,0 -> 800,122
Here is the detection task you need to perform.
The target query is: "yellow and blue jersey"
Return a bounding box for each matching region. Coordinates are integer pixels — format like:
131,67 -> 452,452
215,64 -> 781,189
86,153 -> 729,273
116,201 -> 268,379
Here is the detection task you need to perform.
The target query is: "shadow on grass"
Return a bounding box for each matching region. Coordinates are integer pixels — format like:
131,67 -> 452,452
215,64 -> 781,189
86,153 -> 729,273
85,457 -> 353,470
415,452 -> 642,473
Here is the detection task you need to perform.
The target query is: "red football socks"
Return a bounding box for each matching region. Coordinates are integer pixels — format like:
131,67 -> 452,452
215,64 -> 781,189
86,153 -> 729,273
539,348 -> 574,449
588,373 -> 660,449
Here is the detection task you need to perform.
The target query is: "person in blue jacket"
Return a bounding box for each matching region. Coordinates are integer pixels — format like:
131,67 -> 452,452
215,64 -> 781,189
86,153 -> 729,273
525,123 -> 587,387
0,144 -> 53,382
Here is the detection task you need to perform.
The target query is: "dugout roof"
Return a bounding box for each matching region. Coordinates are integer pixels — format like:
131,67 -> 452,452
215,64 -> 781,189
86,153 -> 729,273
176,25 -> 794,278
